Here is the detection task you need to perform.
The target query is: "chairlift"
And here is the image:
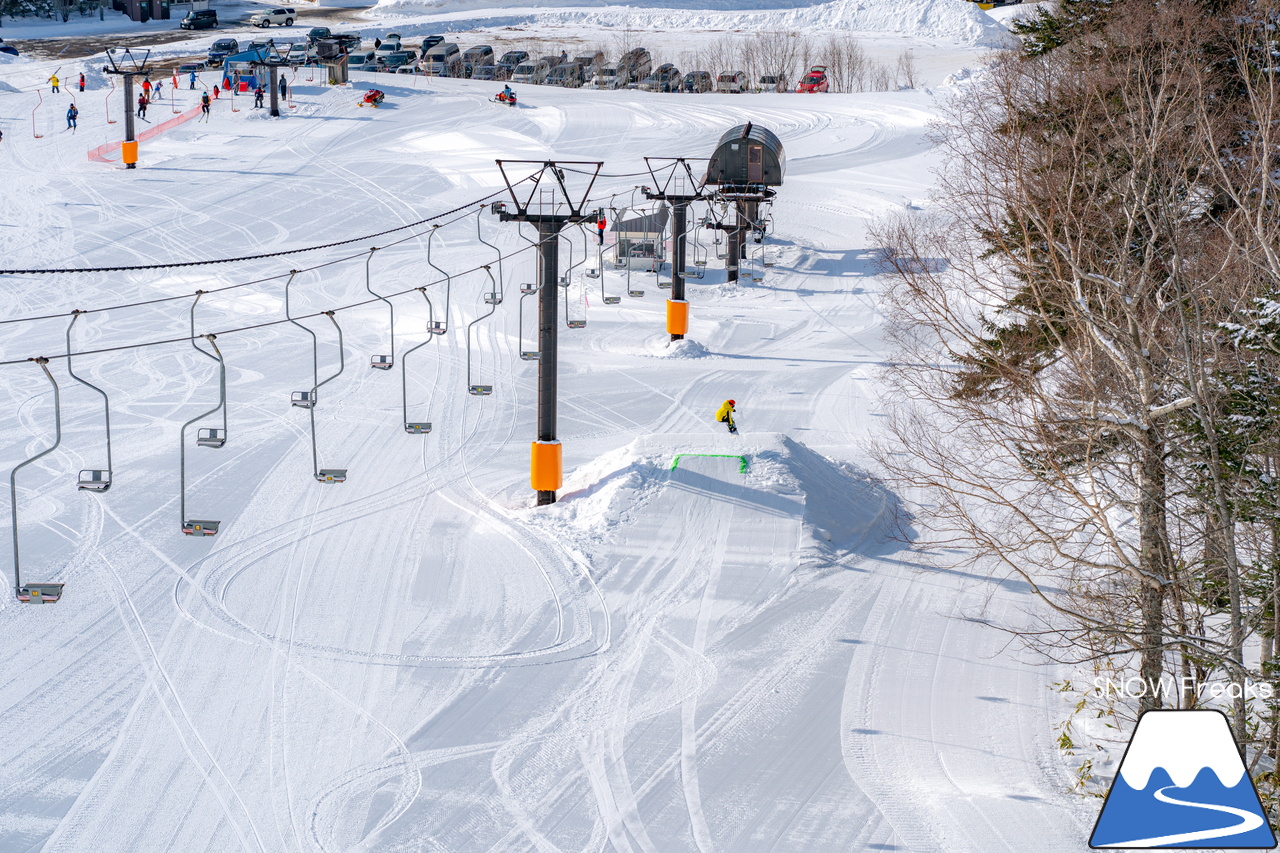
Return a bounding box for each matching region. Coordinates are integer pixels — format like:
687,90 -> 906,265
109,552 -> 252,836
402,287 -> 438,435
364,248 -> 397,371
179,336 -> 226,537
465,265 -> 499,396
603,295 -> 621,305
78,469 -> 111,491
17,583 -> 64,603
484,291 -> 502,305
197,427 -> 226,447
316,469 -> 347,483
476,205 -> 505,306
520,350 -> 540,361
425,224 -> 452,336
10,358 -> 68,603
519,279 -> 539,360
520,282 -> 538,294
182,519 -> 220,536
562,237 -> 589,329
291,390 -> 315,408
567,319 -> 587,329
628,287 -> 645,298
67,311 -> 113,494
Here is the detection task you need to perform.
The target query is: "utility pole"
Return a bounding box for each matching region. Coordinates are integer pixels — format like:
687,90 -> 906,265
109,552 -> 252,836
642,157 -> 708,341
493,160 -> 602,506
104,47 -> 151,169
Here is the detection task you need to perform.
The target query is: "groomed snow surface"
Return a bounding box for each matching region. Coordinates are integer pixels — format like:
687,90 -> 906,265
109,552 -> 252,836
1,57 -> 1092,852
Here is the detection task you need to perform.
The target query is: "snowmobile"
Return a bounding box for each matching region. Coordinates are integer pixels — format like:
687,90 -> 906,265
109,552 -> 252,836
493,90 -> 517,107
359,89 -> 386,108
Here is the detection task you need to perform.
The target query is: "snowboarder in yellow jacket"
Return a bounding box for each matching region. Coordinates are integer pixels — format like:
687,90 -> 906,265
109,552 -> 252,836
715,399 -> 737,434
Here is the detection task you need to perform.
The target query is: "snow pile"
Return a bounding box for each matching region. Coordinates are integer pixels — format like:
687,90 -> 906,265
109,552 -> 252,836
371,0 -> 1013,48
653,338 -> 709,358
540,432 -> 901,556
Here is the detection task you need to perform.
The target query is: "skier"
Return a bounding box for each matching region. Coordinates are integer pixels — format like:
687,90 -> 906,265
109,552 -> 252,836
253,84 -> 265,108
137,93 -> 148,118
212,84 -> 219,99
189,70 -> 197,90
65,102 -> 77,130
279,77 -> 287,101
153,79 -> 162,100
597,216 -> 606,245
49,74 -> 60,93
200,91 -> 211,120
497,84 -> 516,105
141,77 -> 151,101
78,72 -> 85,92
715,399 -> 737,434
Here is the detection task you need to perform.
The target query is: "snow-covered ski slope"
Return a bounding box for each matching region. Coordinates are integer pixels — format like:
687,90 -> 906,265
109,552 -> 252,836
0,70 -> 1092,851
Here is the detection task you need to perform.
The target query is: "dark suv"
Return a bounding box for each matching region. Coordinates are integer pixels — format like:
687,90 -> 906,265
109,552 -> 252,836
180,9 -> 218,29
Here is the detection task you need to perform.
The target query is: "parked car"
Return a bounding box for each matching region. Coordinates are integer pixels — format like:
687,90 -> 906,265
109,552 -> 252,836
497,49 -> 527,74
378,51 -> 413,72
422,42 -> 461,76
640,63 -> 680,92
0,38 -> 18,57
375,38 -> 402,59
757,74 -> 787,93
177,61 -> 206,74
248,7 -> 296,27
419,35 -> 445,53
307,27 -> 331,44
586,63 -> 624,89
471,64 -> 501,81
715,70 -> 747,93
681,70 -> 712,93
180,8 -> 217,29
207,38 -> 239,65
346,50 -> 377,71
511,58 -> 550,84
286,44 -> 309,65
547,63 -> 584,88
796,65 -> 829,93
617,47 -> 652,85
461,44 -> 495,77
573,51 -> 604,73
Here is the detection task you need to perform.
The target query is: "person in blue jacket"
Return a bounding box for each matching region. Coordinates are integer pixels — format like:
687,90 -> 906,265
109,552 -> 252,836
66,102 -> 78,130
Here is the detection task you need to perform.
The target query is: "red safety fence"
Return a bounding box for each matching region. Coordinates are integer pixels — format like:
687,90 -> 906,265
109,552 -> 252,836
88,103 -> 204,164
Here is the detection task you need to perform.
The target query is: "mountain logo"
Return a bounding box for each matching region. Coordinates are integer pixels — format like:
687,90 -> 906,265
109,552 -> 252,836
1090,709 -> 1277,849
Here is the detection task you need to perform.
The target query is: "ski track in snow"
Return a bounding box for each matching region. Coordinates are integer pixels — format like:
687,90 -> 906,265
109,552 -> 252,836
0,68 -> 1093,852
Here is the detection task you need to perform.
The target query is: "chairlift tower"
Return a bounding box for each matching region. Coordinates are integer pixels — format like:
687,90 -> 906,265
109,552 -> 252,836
103,47 -> 151,169
252,44 -> 290,117
703,122 -> 785,283
493,160 -> 602,506
642,157 -> 709,341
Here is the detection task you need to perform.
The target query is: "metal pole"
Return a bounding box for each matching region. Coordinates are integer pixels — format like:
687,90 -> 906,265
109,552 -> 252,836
67,312 -> 113,477
269,65 -> 280,117
727,200 -> 744,282
536,219 -> 559,505
179,336 -> 224,527
670,201 -> 687,340
11,359 -> 61,596
123,72 -> 136,169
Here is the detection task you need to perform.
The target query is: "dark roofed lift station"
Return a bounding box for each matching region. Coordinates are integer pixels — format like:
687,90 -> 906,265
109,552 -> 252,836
703,122 -> 785,283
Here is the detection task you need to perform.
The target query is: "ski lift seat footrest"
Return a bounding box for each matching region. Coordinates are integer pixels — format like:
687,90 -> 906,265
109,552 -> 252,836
316,469 -> 347,483
77,469 -> 111,490
183,519 -> 220,535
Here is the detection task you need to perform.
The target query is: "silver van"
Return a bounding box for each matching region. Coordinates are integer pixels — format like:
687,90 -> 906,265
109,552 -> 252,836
511,58 -> 550,84
423,42 -> 461,76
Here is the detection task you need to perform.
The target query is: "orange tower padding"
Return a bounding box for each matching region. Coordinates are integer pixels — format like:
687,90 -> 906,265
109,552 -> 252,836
666,299 -> 689,336
531,440 -> 562,491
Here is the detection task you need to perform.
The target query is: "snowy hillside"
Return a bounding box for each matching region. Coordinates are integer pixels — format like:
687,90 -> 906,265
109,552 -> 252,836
0,25 -> 1094,853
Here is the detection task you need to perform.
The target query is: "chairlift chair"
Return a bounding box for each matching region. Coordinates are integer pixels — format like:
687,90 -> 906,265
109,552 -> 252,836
627,287 -> 645,298
371,355 -> 394,370
316,469 -> 347,483
182,519 -> 220,536
520,282 -> 538,294
197,427 -> 226,447
291,390 -> 315,408
17,583 -> 64,603
77,469 -> 111,491
520,350 -> 540,361
427,320 -> 447,335
603,295 -> 621,305
468,384 -> 493,396
484,291 -> 502,305
567,319 -> 587,329
404,422 -> 432,434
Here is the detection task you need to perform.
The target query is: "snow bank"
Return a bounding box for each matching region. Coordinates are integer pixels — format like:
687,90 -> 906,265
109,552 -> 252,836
371,0 -> 1013,48
538,432 -> 902,555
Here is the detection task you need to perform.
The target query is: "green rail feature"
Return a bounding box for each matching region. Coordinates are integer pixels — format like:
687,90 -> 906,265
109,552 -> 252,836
670,453 -> 749,474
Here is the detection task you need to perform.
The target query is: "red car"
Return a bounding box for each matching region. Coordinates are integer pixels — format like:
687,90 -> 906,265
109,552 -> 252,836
797,65 -> 829,93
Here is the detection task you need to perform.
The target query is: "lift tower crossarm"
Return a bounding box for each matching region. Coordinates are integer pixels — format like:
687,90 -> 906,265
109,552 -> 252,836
642,157 -> 710,341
